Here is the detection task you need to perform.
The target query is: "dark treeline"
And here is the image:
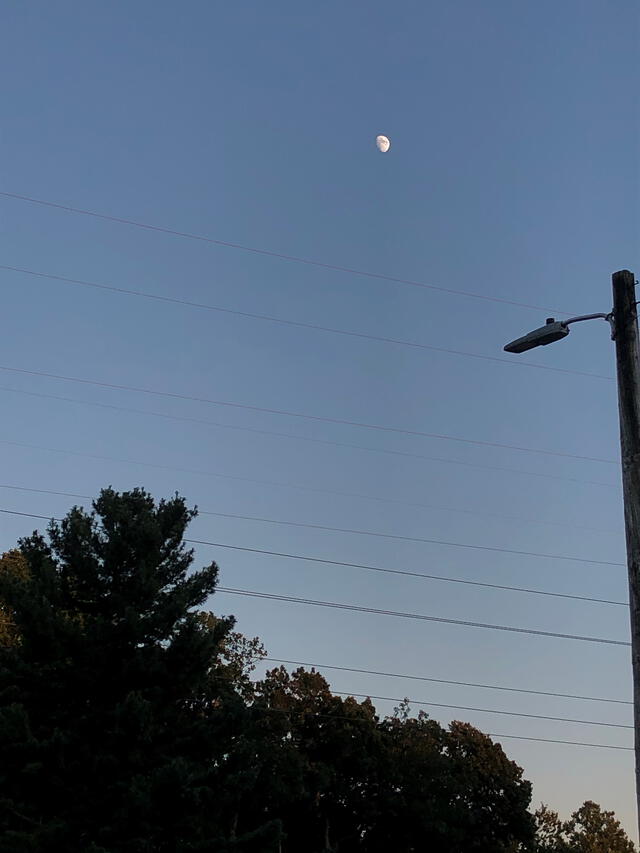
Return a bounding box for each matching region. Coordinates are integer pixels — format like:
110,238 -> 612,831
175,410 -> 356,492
0,489 -> 633,852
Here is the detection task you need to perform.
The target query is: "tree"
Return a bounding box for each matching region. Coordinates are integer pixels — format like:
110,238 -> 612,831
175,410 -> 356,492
252,666 -> 383,853
534,805 -> 570,853
364,713 -> 534,853
0,488 -> 255,852
566,800 -> 635,852
534,800 -> 635,853
246,671 -> 534,853
0,550 -> 29,648
197,610 -> 266,699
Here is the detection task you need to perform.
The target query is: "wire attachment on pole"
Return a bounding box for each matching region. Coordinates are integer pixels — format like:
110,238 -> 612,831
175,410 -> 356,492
607,312 -> 616,341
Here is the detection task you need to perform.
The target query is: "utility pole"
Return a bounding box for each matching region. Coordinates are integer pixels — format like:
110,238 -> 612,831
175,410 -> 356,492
612,269 -> 640,839
503,269 -> 640,839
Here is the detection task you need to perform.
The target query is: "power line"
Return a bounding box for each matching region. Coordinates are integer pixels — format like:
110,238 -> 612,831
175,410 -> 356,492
0,509 -> 632,743
0,364 -> 618,465
1,509 -> 55,522
0,453 -> 619,536
328,691 -> 631,730
0,520 -> 631,751
223,699 -> 634,751
257,703 -> 634,751
0,482 -> 622,567
216,587 -> 630,647
0,485 -> 91,501
0,497 -> 625,605
215,668 -> 631,730
0,191 -> 567,314
484,733 -> 631,751
198,511 -> 625,567
264,658 -> 631,705
196,542 -> 627,606
0,437 -> 336,492
0,263 -> 612,383
1,509 -> 629,643
209,662 -> 631,728
0,385 -> 620,490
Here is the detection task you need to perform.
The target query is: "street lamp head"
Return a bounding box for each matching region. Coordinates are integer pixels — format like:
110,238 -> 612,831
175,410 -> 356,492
503,318 -> 570,354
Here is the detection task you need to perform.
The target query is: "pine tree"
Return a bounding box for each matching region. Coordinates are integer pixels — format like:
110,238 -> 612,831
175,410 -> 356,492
0,488 -> 247,852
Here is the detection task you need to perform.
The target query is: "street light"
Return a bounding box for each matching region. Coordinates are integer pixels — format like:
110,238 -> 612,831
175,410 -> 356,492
503,314 -> 612,354
503,270 -> 640,839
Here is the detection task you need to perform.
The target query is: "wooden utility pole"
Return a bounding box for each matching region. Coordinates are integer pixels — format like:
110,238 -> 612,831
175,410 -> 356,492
612,269 -> 640,839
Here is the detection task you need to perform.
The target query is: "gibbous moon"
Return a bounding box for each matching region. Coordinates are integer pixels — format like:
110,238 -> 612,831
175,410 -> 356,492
376,134 -> 391,153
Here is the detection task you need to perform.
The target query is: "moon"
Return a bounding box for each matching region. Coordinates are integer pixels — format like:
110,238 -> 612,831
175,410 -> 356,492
376,134 -> 391,153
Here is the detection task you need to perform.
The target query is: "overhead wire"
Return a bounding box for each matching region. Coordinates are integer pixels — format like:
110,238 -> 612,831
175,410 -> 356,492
0,448 -> 620,535
0,487 -> 624,567
0,364 -> 618,464
240,700 -> 635,751
0,191 -> 568,314
208,668 -> 632,733
0,197 -> 630,753
263,657 -> 631,705
197,511 -> 625,567
0,497 -> 626,605
328,691 -> 631,730
215,587 -> 629,647
483,733 -> 631,751
0,200 -> 632,750
205,662 -> 631,728
193,541 -> 627,606
0,263 -> 613,383
0,509 -> 631,747
0,509 -> 630,643
0,385 -> 620,489
205,698 -> 634,751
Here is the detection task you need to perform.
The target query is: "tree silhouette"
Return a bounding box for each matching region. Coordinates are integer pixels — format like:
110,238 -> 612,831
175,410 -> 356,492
0,488 -> 245,852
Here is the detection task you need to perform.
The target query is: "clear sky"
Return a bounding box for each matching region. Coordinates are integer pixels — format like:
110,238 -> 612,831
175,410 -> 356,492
2,0 -> 639,839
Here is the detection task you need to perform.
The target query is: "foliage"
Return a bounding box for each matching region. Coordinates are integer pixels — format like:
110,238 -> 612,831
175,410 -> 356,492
535,805 -> 570,853
244,667 -> 535,852
196,610 -> 266,698
0,550 -> 29,648
534,800 -> 635,853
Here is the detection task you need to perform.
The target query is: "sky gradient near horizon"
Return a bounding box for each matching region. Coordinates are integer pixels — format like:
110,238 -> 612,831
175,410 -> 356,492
2,0 -> 639,839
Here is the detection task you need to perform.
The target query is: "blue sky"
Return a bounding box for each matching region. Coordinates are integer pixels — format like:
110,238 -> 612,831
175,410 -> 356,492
2,0 -> 639,839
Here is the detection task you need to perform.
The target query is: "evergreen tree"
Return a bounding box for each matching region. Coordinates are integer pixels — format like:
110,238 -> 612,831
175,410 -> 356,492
0,488 -> 249,852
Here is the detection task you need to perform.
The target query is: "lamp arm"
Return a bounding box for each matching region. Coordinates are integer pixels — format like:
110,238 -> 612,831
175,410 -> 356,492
562,312 -> 611,326
561,312 -> 615,340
